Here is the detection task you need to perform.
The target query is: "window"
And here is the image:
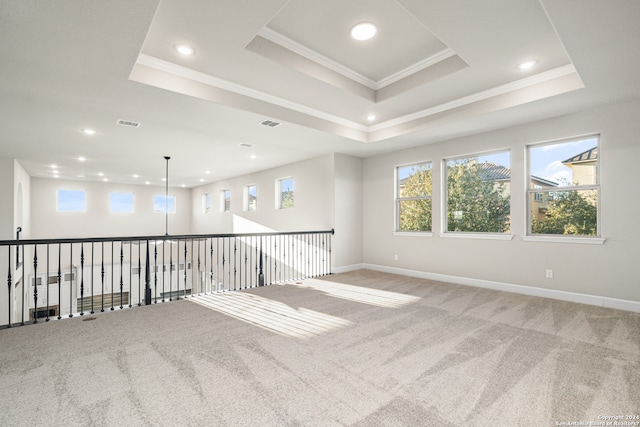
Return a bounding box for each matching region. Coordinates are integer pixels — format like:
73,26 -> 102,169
395,162 -> 432,232
57,190 -> 86,212
444,150 -> 511,233
153,195 -> 175,213
245,185 -> 257,211
110,192 -> 134,213
220,190 -> 230,212
277,178 -> 294,209
202,193 -> 211,213
528,135 -> 599,237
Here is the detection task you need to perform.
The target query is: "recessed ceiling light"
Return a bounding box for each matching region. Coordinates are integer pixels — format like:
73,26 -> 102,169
145,181 -> 150,185
366,114 -> 377,122
77,156 -> 86,162
199,178 -> 204,182
98,172 -> 104,177
133,174 -> 139,178
249,154 -> 257,159
175,44 -> 195,56
181,184 -> 186,188
517,59 -> 537,70
81,128 -> 96,135
50,164 -> 58,169
351,22 -> 377,41
103,178 -> 108,182
205,170 -> 211,174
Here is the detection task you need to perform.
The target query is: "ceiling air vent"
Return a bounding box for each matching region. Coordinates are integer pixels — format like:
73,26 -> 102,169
238,143 -> 254,148
259,119 -> 281,128
116,119 -> 140,128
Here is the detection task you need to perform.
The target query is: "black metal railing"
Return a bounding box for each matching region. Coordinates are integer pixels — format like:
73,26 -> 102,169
0,229 -> 333,328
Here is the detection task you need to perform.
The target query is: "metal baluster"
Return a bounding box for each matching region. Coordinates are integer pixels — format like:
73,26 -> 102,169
197,238 -> 201,295
169,241 -> 173,300
183,240 -> 187,299
7,246 -> 12,327
21,247 -> 25,325
233,238 -> 237,291
46,244 -> 51,321
32,245 -> 38,324
69,243 -> 73,317
57,244 -> 62,319
244,238 -> 248,290
258,236 -> 264,286
90,242 -> 94,314
129,241 -> 132,308
101,242 -> 105,312
154,243 -> 158,303
209,238 -> 214,294
222,238 -> 226,292
110,242 -> 114,311
138,241 -> 142,306
119,242 -> 124,309
144,240 -> 151,305
80,244 -> 84,316
162,240 -> 166,303
273,237 -> 277,284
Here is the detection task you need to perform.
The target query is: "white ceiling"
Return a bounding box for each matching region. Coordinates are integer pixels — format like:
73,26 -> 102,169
0,0 -> 638,188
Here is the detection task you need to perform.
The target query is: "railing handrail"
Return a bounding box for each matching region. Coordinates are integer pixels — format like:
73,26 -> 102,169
0,229 -> 334,247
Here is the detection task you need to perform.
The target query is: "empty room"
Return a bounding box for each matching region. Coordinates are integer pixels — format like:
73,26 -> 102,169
1,1 -> 639,425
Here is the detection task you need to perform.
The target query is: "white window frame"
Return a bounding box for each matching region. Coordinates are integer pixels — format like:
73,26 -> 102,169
441,149 -> 512,240
153,195 -> 176,214
220,189 -> 230,212
394,161 -> 433,235
276,177 -> 294,209
244,184 -> 257,211
109,192 -> 135,213
524,135 -> 603,243
57,189 -> 87,213
202,192 -> 211,213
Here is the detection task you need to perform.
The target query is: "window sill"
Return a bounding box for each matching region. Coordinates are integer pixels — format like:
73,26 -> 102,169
393,231 -> 433,237
521,235 -> 606,245
439,233 -> 514,241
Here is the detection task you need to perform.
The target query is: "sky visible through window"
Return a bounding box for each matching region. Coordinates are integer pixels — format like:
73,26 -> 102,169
57,190 -> 86,212
110,192 -> 134,213
529,137 -> 598,185
154,195 -> 175,213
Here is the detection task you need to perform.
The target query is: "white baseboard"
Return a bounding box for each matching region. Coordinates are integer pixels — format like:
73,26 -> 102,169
358,263 -> 640,313
331,263 -> 364,274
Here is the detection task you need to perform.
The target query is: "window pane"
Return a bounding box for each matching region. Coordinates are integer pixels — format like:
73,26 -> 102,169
398,199 -> 432,231
154,195 -> 175,213
110,192 -> 134,213
398,163 -> 432,198
446,152 -> 510,233
531,189 -> 598,236
280,178 -> 294,209
529,137 -> 598,187
202,193 -> 211,213
247,185 -> 257,211
220,190 -> 230,212
57,190 -> 86,212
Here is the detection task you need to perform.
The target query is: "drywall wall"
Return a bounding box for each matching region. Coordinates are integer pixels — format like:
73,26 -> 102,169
332,153 -> 363,269
362,99 -> 640,303
0,157 -> 14,240
30,178 -> 192,238
14,160 -> 31,239
191,154 -> 334,234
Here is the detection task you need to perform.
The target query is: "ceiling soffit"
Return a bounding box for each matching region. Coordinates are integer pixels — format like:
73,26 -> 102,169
132,0 -> 584,143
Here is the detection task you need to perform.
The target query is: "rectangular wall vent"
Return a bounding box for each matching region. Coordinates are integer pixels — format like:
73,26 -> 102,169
259,119 -> 281,128
117,119 -> 140,128
238,143 -> 254,148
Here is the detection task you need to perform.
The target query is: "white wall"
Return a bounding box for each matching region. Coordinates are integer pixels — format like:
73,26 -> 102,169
191,154 -> 334,234
0,157 -> 14,240
362,99 -> 640,304
30,178 -> 192,238
14,160 -> 31,239
332,153 -> 363,269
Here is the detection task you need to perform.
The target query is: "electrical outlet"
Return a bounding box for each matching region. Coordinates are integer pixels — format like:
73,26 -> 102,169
394,254 -> 399,261
545,269 -> 553,279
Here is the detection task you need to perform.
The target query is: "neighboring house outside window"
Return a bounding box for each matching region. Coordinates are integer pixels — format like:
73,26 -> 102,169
528,136 -> 600,236
245,185 -> 257,211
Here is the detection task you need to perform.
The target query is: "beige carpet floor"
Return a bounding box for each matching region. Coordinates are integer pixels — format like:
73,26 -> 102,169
0,270 -> 638,426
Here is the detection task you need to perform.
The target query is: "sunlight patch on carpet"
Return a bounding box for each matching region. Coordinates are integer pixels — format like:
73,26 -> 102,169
289,278 -> 421,308
189,292 -> 352,339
